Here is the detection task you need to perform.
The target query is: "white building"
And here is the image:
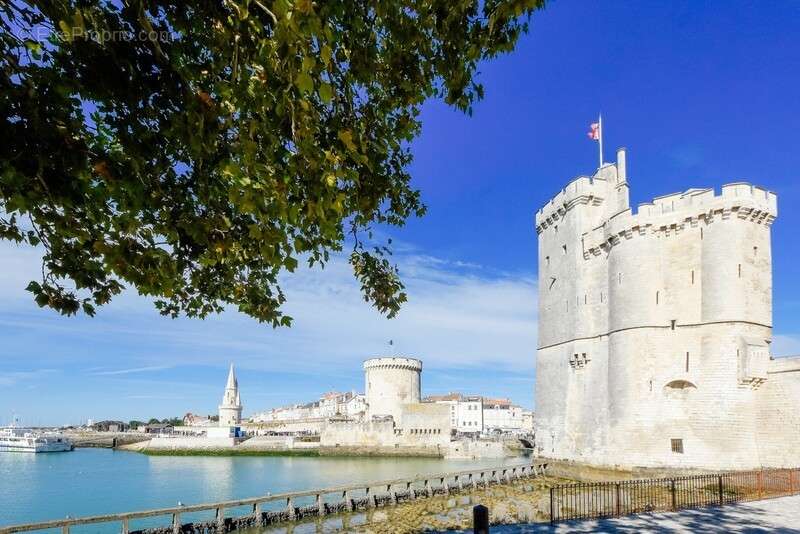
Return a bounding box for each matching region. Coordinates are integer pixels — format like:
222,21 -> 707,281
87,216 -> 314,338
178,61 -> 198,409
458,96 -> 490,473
482,398 -> 524,433
218,364 -> 242,427
425,393 -> 529,434
535,148 -> 800,470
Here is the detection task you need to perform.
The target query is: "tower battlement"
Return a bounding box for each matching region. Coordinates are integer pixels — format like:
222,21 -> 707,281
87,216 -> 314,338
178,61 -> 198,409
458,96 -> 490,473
533,148 -> 792,471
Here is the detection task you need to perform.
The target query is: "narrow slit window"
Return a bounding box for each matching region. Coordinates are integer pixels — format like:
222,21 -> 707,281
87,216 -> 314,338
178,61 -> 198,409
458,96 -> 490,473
738,264 -> 742,278
656,291 -> 660,305
700,228 -> 704,240
685,352 -> 690,373
691,270 -> 695,285
584,294 -> 587,304
671,439 -> 684,454
600,292 -> 604,303
754,246 -> 758,257
562,244 -> 567,255
671,320 -> 676,330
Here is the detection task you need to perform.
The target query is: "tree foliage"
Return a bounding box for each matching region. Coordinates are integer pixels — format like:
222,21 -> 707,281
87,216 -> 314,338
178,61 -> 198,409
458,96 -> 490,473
1,0 -> 544,326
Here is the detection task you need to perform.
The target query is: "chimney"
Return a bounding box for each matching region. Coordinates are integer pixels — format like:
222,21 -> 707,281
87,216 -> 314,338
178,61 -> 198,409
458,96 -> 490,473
616,147 -> 627,183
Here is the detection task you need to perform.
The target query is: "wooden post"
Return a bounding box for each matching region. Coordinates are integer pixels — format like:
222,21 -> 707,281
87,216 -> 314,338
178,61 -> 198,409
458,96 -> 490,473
670,479 -> 677,511
470,474 -> 477,490
425,480 -> 432,497
790,470 -> 795,494
388,484 -> 397,505
344,490 -> 354,512
718,475 -> 724,505
758,470 -> 764,500
407,482 -> 416,501
365,487 -> 373,508
549,487 -> 555,524
615,483 -> 621,516
61,526 -> 70,534
442,477 -> 449,496
172,513 -> 181,534
253,502 -> 262,524
121,518 -> 129,534
316,494 -> 326,516
473,504 -> 489,534
287,497 -> 296,520
456,475 -> 463,492
215,506 -> 225,531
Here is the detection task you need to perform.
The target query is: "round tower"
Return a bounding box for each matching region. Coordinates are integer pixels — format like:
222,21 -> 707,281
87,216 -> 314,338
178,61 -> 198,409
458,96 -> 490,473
363,357 -> 422,421
218,364 -> 242,426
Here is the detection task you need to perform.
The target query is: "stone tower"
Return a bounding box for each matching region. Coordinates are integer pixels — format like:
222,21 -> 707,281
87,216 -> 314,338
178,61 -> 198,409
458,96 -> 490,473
363,357 -> 422,421
534,149 -> 779,469
218,364 -> 243,426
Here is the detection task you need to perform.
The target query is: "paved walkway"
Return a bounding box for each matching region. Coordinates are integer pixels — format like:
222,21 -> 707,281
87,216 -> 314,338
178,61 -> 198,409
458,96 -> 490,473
490,495 -> 800,533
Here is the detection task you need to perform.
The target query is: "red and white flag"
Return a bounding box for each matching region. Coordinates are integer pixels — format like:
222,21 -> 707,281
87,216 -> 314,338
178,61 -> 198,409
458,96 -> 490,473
587,122 -> 600,141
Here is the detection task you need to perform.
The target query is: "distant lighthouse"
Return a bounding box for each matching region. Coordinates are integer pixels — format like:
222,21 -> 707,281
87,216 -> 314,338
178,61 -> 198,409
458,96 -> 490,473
218,364 -> 242,427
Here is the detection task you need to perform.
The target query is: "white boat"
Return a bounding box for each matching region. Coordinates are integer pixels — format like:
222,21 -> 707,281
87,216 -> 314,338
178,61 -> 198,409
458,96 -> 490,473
0,426 -> 73,453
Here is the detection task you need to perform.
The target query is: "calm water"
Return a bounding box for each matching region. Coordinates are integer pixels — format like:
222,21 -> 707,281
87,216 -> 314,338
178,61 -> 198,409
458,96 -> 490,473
1,448 -> 520,529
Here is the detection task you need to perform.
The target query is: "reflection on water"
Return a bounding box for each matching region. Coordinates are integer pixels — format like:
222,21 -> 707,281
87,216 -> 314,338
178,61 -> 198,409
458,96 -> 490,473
0,448 -> 520,528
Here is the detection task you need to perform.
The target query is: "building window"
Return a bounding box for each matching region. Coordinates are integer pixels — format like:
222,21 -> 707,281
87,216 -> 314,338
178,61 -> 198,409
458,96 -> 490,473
738,264 -> 742,278
671,439 -> 684,454
685,352 -> 690,373
656,291 -> 660,305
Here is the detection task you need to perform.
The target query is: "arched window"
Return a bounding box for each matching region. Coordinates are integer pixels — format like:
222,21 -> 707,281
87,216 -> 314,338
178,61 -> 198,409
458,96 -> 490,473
663,380 -> 697,400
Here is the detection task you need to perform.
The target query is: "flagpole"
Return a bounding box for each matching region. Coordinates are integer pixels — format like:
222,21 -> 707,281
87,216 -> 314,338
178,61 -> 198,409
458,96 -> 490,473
598,114 -> 604,167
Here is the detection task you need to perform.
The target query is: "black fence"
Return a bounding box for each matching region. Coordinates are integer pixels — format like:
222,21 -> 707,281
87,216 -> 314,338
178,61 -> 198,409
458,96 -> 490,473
550,468 -> 800,524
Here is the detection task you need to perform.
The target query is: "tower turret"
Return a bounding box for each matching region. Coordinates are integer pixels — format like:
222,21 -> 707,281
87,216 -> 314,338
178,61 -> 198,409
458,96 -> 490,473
218,364 -> 243,426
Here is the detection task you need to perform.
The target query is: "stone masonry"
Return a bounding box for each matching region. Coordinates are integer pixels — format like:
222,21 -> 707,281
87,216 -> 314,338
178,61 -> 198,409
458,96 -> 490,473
534,148 -> 800,470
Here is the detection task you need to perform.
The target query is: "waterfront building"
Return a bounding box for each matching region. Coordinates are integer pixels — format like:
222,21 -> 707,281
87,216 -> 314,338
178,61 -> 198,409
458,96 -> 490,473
218,364 -> 242,427
424,393 -> 531,435
534,148 -> 800,469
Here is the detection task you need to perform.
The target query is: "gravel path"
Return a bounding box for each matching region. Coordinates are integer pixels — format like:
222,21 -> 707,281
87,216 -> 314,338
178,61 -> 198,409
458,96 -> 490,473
485,494 -> 800,533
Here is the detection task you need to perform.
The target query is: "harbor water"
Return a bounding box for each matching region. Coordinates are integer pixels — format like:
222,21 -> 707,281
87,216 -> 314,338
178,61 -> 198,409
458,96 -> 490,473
0,448 -> 521,529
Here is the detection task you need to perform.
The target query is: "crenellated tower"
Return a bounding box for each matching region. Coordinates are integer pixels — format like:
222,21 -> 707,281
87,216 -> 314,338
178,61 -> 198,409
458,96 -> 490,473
534,149 -> 778,469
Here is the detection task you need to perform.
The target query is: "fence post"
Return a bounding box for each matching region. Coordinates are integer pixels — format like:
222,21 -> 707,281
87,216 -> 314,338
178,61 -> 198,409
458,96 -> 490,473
215,506 -> 225,531
670,479 -> 677,511
252,502 -> 261,524
758,470 -> 764,500
791,470 -> 796,494
615,483 -> 621,516
473,504 -> 489,534
172,513 -> 180,534
549,486 -> 555,524
718,475 -> 724,505
121,518 -> 129,534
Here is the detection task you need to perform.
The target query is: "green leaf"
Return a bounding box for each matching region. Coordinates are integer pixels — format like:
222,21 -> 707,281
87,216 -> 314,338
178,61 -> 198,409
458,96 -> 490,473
295,72 -> 314,94
318,82 -> 332,103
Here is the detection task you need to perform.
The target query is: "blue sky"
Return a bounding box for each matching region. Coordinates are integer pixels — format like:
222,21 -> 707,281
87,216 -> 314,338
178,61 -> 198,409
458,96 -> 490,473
3,0 -> 800,426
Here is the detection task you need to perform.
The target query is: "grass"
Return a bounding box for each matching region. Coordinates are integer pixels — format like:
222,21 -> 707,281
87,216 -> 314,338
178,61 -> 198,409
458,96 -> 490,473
140,448 -> 321,457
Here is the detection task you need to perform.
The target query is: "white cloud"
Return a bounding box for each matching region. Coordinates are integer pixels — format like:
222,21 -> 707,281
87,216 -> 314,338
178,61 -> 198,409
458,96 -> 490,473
0,241 -> 538,377
89,365 -> 173,376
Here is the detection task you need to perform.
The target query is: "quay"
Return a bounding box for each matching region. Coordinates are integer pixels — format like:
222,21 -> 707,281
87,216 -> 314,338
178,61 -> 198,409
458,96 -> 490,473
0,462 -> 549,534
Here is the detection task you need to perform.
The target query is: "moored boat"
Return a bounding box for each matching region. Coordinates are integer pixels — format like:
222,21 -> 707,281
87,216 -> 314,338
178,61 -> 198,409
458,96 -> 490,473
0,426 -> 73,453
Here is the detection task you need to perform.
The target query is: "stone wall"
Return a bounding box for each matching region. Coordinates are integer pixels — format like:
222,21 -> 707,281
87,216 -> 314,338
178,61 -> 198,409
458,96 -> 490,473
534,149 -> 796,470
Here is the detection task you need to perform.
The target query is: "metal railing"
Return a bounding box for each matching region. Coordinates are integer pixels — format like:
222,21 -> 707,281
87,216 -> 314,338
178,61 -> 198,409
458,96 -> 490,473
550,467 -> 800,524
0,462 -> 548,534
